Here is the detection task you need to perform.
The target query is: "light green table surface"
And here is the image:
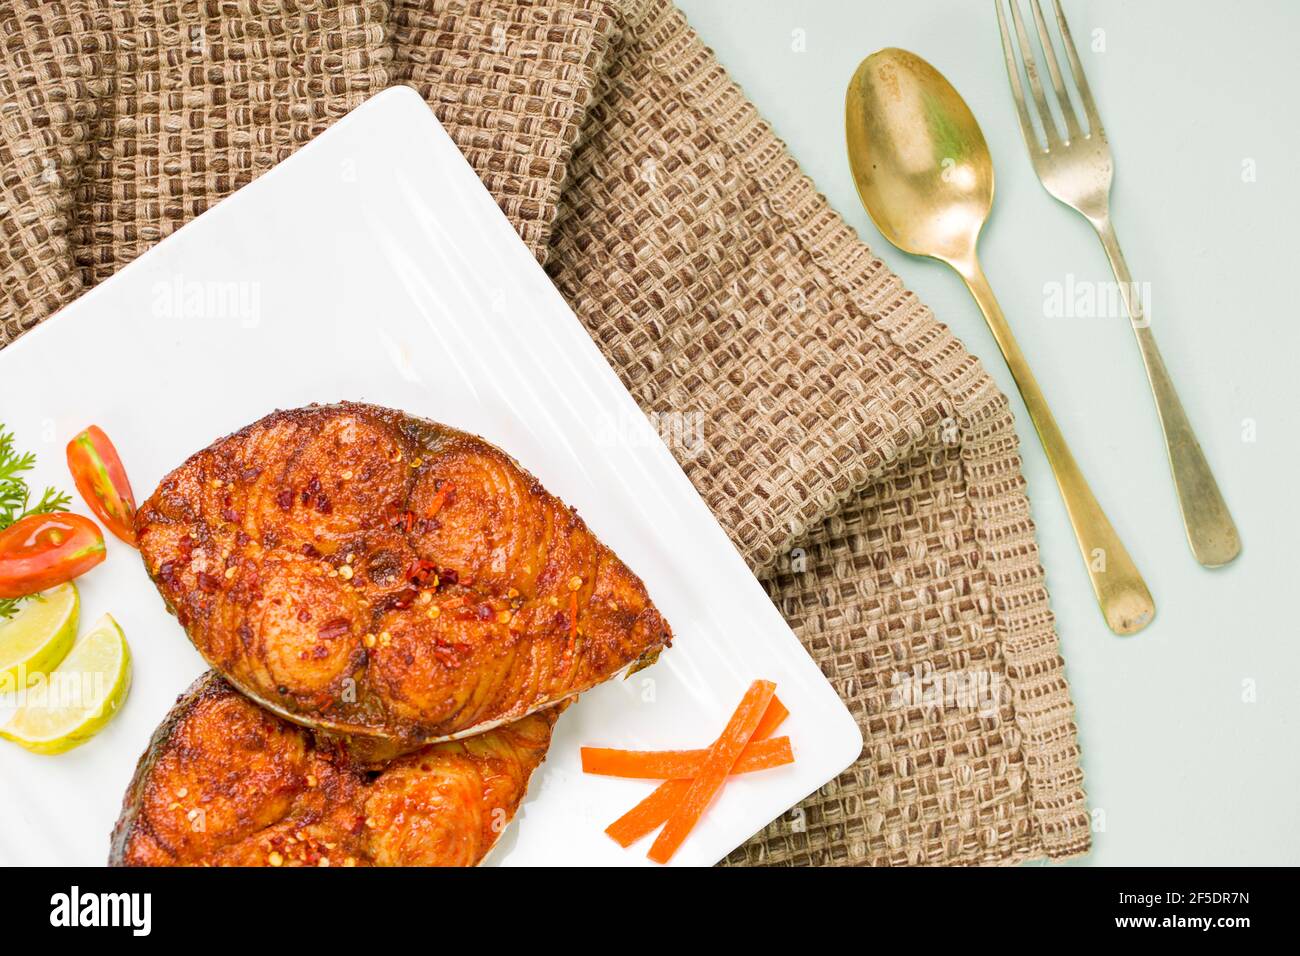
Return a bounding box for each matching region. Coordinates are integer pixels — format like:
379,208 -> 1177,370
676,0 -> 1299,866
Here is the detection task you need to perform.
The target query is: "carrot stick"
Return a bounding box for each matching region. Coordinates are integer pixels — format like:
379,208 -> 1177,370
752,695 -> 789,741
605,779 -> 690,848
601,693 -> 790,848
647,679 -> 776,864
582,736 -> 793,779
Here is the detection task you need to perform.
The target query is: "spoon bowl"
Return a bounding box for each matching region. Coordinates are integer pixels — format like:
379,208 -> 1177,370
846,48 -> 993,266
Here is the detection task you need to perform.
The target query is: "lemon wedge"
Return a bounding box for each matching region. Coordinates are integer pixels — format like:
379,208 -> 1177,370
0,584 -> 79,692
0,612 -> 131,754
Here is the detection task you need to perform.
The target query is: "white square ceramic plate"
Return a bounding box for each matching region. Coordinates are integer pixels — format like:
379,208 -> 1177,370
0,87 -> 861,866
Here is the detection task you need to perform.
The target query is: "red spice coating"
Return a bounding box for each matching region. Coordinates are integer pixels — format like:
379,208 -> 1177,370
111,673 -> 556,867
135,402 -> 671,750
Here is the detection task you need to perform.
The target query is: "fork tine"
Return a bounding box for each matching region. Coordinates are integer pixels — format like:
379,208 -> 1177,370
1028,0 -> 1082,141
1006,0 -> 1061,147
1051,0 -> 1104,136
995,0 -> 1043,154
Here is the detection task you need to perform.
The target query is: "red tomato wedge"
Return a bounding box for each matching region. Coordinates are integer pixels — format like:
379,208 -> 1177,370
66,425 -> 137,546
0,512 -> 106,598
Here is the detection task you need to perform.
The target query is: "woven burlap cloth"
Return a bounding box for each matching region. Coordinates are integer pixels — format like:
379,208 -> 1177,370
0,0 -> 1091,864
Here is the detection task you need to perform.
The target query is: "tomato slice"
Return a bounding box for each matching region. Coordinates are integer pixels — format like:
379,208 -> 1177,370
0,513 -> 106,598
66,425 -> 138,546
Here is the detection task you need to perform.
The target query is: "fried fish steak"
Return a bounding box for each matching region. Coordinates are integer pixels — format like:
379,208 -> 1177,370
110,673 -> 557,867
135,402 -> 671,749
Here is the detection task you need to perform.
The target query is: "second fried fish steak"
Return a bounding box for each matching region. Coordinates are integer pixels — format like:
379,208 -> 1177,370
111,673 -> 556,866
135,402 -> 671,750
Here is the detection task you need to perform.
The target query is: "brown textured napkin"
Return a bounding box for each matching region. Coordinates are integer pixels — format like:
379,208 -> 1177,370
0,0 -> 1090,864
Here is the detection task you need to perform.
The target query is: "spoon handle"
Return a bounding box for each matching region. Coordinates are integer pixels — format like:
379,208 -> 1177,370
1091,217 -> 1241,567
957,257 -> 1154,636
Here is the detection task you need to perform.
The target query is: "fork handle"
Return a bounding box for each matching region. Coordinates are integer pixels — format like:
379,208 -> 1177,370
1091,218 -> 1241,567
956,256 -> 1154,635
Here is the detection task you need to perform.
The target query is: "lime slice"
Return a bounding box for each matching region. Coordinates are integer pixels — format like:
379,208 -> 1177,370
0,584 -> 79,692
0,612 -> 131,754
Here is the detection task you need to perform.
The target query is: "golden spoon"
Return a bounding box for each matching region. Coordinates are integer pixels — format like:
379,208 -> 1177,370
845,47 -> 1154,636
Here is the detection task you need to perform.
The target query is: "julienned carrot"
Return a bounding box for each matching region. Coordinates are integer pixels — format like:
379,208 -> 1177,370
752,695 -> 789,741
605,778 -> 690,847
647,679 -> 777,864
582,736 -> 793,779
601,693 -> 791,848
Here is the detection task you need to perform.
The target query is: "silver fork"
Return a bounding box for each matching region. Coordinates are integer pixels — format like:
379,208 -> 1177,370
995,0 -> 1240,567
